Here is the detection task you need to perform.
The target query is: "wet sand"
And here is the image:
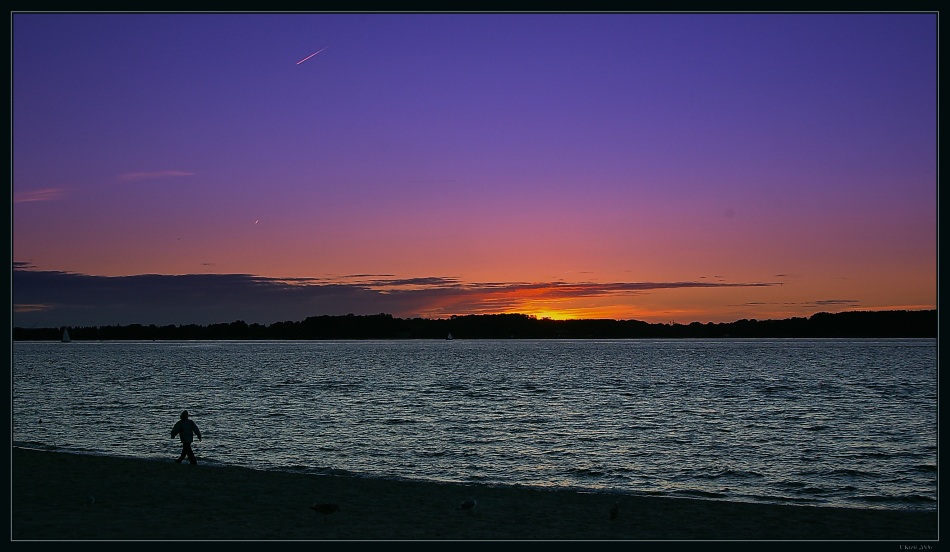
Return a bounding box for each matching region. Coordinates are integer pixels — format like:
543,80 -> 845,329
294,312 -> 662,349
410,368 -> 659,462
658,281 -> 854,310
11,447 -> 937,541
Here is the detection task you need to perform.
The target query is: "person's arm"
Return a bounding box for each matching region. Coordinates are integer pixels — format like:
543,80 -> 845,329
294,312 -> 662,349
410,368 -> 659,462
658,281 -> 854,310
171,421 -> 180,438
195,423 -> 202,441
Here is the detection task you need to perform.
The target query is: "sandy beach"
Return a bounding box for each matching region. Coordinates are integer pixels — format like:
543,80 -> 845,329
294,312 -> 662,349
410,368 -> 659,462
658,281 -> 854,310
10,447 -> 937,542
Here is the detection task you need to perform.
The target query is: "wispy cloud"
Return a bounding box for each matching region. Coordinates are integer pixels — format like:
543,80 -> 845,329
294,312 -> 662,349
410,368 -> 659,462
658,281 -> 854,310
808,299 -> 862,308
13,303 -> 52,313
116,170 -> 195,183
735,299 -> 862,309
13,188 -> 66,203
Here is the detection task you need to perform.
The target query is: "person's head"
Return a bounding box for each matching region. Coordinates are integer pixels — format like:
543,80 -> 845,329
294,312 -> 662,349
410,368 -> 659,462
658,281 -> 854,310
180,410 -> 189,420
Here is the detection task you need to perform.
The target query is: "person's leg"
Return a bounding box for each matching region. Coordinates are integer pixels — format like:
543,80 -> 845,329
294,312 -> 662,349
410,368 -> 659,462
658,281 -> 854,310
185,442 -> 197,464
176,445 -> 186,463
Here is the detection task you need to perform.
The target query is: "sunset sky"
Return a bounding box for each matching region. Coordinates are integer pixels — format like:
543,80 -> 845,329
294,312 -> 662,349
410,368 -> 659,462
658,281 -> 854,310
12,12 -> 937,328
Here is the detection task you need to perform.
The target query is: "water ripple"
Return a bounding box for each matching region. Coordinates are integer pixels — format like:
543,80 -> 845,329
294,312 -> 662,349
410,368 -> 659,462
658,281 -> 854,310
13,338 -> 936,511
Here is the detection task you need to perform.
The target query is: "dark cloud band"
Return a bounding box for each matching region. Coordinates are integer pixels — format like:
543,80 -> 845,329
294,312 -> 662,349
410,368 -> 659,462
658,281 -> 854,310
12,267 -> 781,327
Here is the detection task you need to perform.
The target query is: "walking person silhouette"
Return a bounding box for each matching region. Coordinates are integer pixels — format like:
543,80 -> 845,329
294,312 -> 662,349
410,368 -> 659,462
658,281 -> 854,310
170,410 -> 202,465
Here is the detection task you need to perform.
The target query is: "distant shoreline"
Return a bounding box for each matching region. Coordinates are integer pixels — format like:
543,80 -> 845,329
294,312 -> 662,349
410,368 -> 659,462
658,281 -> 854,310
11,446 -> 938,541
12,309 -> 937,341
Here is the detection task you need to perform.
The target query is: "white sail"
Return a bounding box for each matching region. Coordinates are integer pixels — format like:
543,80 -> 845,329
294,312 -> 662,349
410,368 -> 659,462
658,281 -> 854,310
62,328 -> 70,343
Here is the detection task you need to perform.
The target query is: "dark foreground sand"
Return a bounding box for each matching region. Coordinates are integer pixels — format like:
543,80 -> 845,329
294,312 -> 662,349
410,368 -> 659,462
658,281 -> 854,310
11,447 -> 937,542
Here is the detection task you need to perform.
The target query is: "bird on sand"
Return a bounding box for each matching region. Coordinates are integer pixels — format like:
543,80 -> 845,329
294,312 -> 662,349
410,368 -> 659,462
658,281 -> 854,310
310,503 -> 340,514
456,498 -> 477,512
609,501 -> 620,520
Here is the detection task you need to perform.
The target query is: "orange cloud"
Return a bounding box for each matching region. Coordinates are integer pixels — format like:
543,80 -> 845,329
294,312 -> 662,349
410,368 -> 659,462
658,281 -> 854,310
405,281 -> 779,321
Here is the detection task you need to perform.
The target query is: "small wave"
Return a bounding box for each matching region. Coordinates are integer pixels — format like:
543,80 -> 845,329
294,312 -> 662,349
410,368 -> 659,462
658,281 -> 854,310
853,449 -> 902,459
854,494 -> 936,506
283,463 -> 318,474
684,469 -> 763,480
672,489 -> 727,499
747,493 -> 822,505
626,424 -> 659,431
897,495 -> 937,505
508,426 -> 533,434
775,481 -> 831,495
383,418 -> 415,425
827,468 -> 874,478
914,464 -> 937,473
565,467 -> 606,478
762,385 -> 796,395
712,469 -> 765,480
319,467 -> 359,477
319,380 -> 361,390
13,442 -> 56,452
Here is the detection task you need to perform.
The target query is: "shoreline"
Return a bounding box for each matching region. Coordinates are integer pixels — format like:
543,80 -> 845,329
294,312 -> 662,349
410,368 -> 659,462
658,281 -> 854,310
11,447 -> 937,541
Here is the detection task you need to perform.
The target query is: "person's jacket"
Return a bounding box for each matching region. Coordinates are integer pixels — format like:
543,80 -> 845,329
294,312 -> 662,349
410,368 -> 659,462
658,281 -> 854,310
171,419 -> 201,443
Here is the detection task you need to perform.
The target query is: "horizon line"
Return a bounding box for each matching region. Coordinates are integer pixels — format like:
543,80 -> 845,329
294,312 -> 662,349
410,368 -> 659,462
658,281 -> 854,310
14,307 -> 937,331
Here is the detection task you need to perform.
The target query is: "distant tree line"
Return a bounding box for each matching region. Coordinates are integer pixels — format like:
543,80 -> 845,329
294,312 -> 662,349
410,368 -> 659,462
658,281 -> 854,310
12,309 -> 937,341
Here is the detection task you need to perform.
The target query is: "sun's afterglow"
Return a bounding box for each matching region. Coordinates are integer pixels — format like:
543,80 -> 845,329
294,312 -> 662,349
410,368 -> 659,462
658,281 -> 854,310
527,310 -> 574,321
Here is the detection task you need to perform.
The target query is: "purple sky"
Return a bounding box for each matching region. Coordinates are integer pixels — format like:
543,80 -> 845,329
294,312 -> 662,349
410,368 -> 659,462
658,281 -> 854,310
12,12 -> 937,327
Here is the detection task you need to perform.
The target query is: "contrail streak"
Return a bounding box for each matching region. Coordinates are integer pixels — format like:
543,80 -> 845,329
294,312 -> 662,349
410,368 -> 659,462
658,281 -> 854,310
296,47 -> 327,65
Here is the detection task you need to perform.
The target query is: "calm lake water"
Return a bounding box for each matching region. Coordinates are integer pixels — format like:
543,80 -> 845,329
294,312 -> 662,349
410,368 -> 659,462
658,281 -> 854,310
12,338 -> 937,511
